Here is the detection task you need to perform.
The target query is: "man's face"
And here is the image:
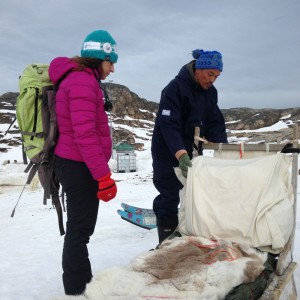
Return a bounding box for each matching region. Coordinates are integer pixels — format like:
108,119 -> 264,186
194,69 -> 221,90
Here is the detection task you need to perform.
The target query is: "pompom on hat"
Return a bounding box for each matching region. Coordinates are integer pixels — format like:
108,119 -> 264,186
192,49 -> 223,72
81,30 -> 118,63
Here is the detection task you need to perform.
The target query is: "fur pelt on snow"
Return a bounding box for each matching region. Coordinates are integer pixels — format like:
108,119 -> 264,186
52,236 -> 267,300
132,236 -> 267,287
131,236 -> 267,297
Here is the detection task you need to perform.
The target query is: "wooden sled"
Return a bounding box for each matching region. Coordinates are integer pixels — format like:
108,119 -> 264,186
200,123 -> 299,300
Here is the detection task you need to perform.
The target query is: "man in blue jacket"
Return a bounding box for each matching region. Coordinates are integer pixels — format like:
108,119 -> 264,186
151,49 -> 228,244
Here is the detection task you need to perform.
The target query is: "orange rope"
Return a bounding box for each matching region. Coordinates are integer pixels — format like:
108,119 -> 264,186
239,143 -> 243,159
142,297 -> 180,299
188,237 -> 218,249
188,238 -> 240,265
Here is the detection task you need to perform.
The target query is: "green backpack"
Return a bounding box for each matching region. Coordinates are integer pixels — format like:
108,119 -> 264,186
15,64 -> 65,235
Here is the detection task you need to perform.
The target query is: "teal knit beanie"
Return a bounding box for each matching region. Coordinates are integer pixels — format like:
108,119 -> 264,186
192,49 -> 223,72
81,30 -> 118,63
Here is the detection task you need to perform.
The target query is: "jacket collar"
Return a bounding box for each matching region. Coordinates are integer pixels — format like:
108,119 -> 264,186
181,61 -> 204,92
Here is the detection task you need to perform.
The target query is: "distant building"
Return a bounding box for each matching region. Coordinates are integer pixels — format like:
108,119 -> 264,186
114,141 -> 136,173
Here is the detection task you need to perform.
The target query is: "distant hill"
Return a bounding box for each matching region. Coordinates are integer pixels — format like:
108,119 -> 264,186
0,84 -> 299,152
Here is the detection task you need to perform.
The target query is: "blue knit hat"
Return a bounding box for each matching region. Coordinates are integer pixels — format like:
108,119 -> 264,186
81,30 -> 118,63
192,49 -> 223,72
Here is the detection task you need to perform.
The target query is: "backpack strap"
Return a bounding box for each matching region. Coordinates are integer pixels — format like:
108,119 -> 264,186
52,193 -> 65,236
41,162 -> 65,235
41,86 -> 58,165
20,131 -> 44,138
41,84 -> 65,235
24,161 -> 39,184
30,88 -> 40,141
21,141 -> 28,165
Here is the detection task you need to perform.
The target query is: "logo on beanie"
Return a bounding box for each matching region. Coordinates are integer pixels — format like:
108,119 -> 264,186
103,42 -> 112,53
83,42 -> 101,50
83,41 -> 117,53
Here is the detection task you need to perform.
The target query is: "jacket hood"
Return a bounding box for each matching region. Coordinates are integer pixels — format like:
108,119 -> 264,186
176,61 -> 200,91
177,60 -> 214,92
48,57 -> 77,85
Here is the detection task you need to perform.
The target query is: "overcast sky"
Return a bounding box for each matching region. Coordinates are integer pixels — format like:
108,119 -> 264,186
1,0 -> 299,109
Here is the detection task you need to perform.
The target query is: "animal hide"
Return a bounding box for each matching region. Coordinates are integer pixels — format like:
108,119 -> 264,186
52,237 -> 267,300
132,236 -> 267,298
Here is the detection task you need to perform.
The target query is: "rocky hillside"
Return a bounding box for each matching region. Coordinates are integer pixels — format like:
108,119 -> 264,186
104,83 -> 157,121
222,107 -> 300,143
0,84 -> 300,152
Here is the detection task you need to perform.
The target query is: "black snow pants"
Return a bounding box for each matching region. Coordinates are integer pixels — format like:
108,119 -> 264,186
55,156 -> 99,295
152,157 -> 183,229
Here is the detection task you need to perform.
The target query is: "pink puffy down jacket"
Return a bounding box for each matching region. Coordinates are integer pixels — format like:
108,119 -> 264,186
49,57 -> 111,179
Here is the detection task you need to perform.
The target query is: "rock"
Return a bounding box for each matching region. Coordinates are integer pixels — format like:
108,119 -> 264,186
1,86 -> 300,148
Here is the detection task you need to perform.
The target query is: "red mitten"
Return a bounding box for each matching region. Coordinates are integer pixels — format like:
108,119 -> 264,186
97,172 -> 117,202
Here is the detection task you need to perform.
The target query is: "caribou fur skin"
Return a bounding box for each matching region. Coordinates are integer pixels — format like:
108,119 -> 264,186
53,236 -> 267,300
131,236 -> 267,299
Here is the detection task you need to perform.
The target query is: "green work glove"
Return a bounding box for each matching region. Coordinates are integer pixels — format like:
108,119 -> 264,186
178,153 -> 192,178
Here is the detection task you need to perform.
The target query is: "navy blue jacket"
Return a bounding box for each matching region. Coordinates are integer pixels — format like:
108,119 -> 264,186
151,61 -> 227,162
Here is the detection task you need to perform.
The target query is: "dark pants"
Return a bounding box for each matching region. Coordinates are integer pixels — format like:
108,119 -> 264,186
55,156 -> 99,295
152,158 -> 183,228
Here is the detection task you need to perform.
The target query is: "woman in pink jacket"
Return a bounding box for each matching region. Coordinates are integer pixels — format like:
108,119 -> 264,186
49,29 -> 118,295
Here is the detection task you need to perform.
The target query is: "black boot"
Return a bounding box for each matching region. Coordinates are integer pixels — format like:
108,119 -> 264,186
157,226 -> 177,244
149,226 -> 178,251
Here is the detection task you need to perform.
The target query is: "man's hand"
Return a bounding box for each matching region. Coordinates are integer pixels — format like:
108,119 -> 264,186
178,153 -> 192,178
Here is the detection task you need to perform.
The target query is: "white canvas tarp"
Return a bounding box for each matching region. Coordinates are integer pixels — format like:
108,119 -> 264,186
178,153 -> 294,254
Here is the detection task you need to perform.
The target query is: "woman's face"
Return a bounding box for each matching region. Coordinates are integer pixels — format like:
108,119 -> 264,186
100,61 -> 115,80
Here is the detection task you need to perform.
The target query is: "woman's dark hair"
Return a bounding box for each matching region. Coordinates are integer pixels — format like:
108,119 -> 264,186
71,56 -> 103,71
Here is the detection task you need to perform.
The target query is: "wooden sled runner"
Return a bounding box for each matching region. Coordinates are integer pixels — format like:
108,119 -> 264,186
198,123 -> 299,300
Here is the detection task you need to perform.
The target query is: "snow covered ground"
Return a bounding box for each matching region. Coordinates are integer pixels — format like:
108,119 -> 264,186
0,121 -> 299,300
